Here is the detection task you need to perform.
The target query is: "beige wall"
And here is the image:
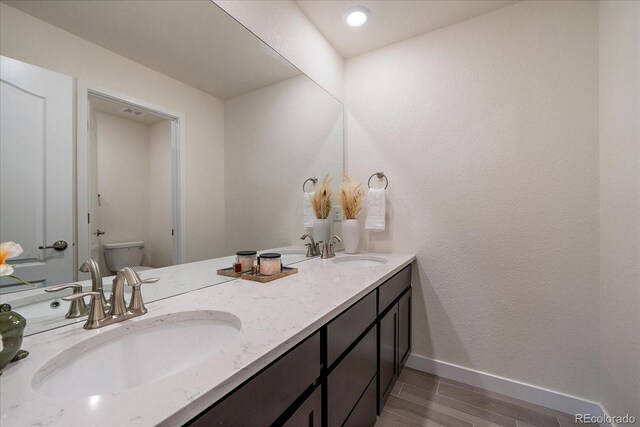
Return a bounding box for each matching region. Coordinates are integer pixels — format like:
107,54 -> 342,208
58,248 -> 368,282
94,112 -> 174,273
599,0 -> 640,418
0,3 -> 226,262
95,112 -> 150,273
224,75 -> 343,252
214,0 -> 345,102
345,0 -> 600,401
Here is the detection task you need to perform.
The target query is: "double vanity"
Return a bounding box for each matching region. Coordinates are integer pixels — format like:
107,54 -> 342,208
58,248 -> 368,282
0,1 -> 409,424
0,251 -> 415,426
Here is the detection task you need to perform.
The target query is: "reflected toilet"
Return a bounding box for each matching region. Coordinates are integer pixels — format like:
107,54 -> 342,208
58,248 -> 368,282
103,241 -> 153,273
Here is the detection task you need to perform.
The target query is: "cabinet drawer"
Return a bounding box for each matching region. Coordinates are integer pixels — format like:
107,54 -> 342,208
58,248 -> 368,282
343,375 -> 377,427
378,265 -> 411,314
189,333 -> 320,426
283,387 -> 321,427
327,291 -> 376,367
327,327 -> 377,427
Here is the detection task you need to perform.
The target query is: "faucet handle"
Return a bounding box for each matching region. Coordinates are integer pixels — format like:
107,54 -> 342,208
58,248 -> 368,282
329,235 -> 342,257
63,291 -> 100,301
64,291 -> 107,329
128,275 -> 159,316
119,267 -> 158,286
45,283 -> 82,293
46,284 -> 90,318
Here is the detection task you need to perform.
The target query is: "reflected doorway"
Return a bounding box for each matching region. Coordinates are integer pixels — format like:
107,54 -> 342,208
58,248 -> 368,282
78,84 -> 186,279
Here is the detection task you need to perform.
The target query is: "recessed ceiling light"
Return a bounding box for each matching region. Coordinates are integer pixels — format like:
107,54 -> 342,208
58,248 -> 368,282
343,6 -> 370,28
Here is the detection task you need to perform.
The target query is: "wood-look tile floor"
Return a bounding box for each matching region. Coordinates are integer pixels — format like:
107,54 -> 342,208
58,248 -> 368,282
375,368 -> 598,427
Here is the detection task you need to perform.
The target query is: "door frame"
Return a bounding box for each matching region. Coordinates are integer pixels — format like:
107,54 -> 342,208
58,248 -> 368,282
76,81 -> 186,274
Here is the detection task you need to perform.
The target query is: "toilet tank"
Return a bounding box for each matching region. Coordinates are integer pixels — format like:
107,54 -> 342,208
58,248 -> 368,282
103,241 -> 144,272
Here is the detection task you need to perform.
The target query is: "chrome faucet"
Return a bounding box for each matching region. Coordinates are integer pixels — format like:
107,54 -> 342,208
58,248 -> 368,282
64,267 -> 158,329
79,259 -> 109,310
321,235 -> 342,259
300,234 -> 320,257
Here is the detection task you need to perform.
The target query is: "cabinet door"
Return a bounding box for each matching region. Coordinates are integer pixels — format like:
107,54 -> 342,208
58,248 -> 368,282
328,327 -> 377,427
283,387 -> 321,427
398,289 -> 411,370
378,304 -> 398,413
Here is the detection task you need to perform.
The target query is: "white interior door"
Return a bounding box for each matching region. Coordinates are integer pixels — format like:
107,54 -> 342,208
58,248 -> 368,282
0,56 -> 73,292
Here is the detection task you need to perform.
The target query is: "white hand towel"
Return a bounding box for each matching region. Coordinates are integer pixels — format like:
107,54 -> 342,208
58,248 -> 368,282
303,192 -> 316,227
365,188 -> 386,231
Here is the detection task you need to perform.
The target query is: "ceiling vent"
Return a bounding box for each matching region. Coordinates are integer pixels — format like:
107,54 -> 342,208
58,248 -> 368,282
120,107 -> 144,116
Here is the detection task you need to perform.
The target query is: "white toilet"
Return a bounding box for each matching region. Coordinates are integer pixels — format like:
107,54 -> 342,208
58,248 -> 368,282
103,241 -> 154,273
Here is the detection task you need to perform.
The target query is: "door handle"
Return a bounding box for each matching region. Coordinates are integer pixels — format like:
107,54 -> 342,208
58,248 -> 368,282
39,240 -> 68,251
95,229 -> 105,236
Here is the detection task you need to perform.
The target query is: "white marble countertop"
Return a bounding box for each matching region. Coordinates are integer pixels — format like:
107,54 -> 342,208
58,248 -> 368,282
0,251 -> 415,427
1,246 -> 311,336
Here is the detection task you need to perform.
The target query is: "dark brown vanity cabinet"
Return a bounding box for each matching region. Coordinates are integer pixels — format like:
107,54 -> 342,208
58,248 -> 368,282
378,302 -> 399,410
186,264 -> 412,427
377,266 -> 412,414
283,387 -> 322,427
187,333 -> 321,426
326,264 -> 412,425
398,289 -> 412,368
342,375 -> 378,427
326,291 -> 377,426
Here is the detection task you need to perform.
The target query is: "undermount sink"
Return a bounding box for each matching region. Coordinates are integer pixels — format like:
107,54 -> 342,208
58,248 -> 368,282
331,256 -> 388,267
32,310 -> 241,398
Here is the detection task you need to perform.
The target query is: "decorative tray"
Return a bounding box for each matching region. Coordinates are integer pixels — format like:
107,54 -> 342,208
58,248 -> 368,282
216,267 -> 243,278
241,266 -> 298,283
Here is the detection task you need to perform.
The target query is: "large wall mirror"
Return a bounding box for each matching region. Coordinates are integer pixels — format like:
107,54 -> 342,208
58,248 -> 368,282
0,0 -> 343,334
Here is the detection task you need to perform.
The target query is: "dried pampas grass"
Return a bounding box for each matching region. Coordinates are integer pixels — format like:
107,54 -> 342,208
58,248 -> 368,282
339,174 -> 364,220
312,175 -> 333,219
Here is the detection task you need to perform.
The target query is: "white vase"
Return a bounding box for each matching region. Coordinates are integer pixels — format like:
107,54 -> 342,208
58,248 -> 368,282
313,218 -> 331,244
342,219 -> 360,254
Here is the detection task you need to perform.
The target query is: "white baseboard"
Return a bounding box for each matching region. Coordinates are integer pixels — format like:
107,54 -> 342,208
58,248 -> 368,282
406,353 -> 607,419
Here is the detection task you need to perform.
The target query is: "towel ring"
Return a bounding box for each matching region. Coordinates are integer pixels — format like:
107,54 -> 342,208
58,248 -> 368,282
302,177 -> 318,193
368,172 -> 389,190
